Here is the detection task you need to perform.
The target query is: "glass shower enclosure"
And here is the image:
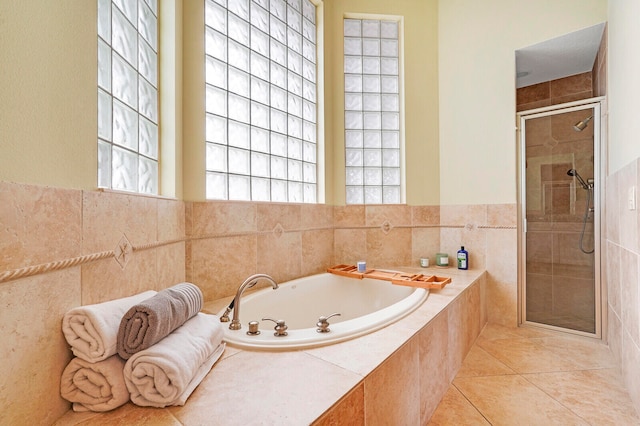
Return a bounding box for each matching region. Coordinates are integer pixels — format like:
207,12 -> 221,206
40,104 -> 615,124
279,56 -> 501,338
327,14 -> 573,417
518,99 -> 603,336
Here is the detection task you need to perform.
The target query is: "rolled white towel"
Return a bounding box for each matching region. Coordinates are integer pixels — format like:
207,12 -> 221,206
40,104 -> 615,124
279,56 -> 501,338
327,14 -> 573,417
62,291 -> 157,362
123,313 -> 225,407
60,355 -> 129,412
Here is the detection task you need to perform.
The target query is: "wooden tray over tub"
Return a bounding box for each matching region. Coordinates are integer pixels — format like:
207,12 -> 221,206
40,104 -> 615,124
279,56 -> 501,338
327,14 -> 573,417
327,264 -> 452,290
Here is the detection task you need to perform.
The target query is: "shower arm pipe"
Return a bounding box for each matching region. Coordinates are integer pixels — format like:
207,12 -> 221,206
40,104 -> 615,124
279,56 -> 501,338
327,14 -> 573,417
573,115 -> 593,132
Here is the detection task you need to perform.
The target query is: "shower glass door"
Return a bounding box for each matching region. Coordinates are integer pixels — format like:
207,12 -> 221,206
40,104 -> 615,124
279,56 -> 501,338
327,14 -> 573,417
518,101 -> 601,336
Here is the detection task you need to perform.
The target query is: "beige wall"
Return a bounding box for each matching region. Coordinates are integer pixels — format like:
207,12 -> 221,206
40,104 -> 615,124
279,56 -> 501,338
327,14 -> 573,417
0,0 -> 184,196
324,0 -> 440,206
608,0 -> 640,173
182,0 -> 206,201
160,0 -> 184,199
0,0 -> 97,190
438,0 -> 607,205
0,0 -> 610,206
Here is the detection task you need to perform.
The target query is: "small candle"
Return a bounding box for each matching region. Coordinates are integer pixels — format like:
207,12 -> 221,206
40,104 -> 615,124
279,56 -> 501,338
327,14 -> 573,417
435,253 -> 449,267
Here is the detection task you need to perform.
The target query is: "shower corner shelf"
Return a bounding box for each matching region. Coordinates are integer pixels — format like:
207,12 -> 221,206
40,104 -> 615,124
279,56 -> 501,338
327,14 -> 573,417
327,264 -> 452,290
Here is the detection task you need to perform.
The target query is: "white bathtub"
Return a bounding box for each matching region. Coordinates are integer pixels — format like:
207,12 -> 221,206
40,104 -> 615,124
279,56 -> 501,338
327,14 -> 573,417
217,272 -> 429,350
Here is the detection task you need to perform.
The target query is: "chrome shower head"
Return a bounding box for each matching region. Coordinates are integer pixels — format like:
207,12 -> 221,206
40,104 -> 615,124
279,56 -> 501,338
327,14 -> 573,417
573,115 -> 593,132
567,169 -> 591,189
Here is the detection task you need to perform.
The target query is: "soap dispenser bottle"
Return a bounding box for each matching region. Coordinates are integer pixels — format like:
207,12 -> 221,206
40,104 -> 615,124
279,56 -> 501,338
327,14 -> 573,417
457,246 -> 468,270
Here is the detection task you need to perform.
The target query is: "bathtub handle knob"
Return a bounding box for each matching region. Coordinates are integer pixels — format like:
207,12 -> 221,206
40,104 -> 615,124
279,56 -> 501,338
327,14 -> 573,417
262,318 -> 288,336
246,321 -> 261,336
316,313 -> 341,333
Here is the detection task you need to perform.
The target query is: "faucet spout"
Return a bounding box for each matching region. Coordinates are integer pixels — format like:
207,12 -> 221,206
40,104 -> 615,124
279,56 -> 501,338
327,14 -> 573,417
229,274 -> 278,330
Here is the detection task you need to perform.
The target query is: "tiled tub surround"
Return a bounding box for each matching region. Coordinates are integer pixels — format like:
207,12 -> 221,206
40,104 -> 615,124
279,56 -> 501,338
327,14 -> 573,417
1,180 -> 516,424
54,268 -> 486,425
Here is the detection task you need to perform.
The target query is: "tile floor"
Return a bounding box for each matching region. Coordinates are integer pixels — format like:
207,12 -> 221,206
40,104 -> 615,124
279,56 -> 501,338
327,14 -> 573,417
428,324 -> 640,425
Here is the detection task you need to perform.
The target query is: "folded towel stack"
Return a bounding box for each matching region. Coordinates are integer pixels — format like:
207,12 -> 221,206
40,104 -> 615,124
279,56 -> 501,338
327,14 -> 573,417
60,282 -> 224,412
117,282 -> 203,359
60,356 -> 128,412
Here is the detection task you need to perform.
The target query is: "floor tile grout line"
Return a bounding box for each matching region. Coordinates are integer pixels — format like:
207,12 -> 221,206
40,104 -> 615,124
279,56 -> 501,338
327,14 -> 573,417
451,382 -> 494,425
519,370 -> 595,426
477,336 -> 617,376
455,372 -> 520,379
473,344 -> 519,375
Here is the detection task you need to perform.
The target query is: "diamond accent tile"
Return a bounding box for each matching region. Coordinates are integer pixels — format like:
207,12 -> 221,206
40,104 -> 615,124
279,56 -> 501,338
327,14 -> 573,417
114,234 -> 132,269
381,220 -> 392,234
273,223 -> 284,238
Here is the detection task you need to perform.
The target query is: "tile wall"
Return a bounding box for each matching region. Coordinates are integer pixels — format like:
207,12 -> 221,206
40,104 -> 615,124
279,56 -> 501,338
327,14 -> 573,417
516,72 -> 594,113
605,158 -> 640,411
439,204 -> 518,326
0,180 -> 516,425
0,182 -> 186,426
185,201 -> 335,301
592,24 -> 607,98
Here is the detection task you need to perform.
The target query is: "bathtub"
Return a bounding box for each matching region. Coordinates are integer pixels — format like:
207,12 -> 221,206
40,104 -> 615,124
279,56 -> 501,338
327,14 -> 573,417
217,272 -> 429,350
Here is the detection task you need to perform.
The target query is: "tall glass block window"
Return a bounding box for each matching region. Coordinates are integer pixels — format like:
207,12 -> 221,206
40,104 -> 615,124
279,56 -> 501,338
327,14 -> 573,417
205,0 -> 318,202
344,18 -> 402,204
97,0 -> 159,194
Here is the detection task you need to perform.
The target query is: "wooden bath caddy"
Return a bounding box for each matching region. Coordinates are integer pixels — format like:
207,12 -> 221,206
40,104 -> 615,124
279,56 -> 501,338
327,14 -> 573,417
327,264 -> 452,290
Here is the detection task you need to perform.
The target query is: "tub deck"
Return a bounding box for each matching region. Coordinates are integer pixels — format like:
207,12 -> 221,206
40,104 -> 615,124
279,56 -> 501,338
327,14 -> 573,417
54,267 -> 486,426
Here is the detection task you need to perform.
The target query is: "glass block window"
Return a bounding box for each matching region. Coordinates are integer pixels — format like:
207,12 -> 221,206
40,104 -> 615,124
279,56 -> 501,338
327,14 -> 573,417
344,18 -> 402,204
205,0 -> 318,203
97,0 -> 159,194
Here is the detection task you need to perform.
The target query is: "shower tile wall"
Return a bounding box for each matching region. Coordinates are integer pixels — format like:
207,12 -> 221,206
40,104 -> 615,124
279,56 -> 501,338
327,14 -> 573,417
516,72 -> 593,112
518,72 -> 597,332
592,23 -> 607,98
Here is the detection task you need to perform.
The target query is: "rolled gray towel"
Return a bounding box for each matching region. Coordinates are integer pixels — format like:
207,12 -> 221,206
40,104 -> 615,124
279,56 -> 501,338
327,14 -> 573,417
117,282 -> 203,359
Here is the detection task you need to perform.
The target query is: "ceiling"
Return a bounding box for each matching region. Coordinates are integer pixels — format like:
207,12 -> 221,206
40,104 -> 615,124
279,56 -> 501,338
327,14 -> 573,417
515,22 -> 606,88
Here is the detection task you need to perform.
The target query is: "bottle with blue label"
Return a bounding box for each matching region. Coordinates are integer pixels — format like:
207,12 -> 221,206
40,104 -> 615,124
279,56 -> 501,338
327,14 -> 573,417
457,246 -> 468,270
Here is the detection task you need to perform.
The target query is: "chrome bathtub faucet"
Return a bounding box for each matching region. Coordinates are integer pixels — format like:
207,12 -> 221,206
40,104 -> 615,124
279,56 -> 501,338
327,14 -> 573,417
316,313 -> 341,333
228,274 -> 278,331
262,318 -> 288,336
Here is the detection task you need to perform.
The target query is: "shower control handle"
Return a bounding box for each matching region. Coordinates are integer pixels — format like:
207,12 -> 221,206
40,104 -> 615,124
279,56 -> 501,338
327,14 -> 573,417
262,318 -> 288,336
316,313 -> 341,333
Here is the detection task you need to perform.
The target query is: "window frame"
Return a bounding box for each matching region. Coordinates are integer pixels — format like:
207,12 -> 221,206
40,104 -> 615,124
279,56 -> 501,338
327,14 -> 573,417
343,13 -> 405,205
203,0 -> 325,204
97,0 -> 160,195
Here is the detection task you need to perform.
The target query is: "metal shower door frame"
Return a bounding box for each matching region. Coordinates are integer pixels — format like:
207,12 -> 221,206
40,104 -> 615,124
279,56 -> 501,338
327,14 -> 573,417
516,97 -> 605,339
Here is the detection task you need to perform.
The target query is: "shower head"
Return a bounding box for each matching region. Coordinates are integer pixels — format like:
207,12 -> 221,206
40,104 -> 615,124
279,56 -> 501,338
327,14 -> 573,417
573,115 -> 593,132
567,169 -> 591,189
